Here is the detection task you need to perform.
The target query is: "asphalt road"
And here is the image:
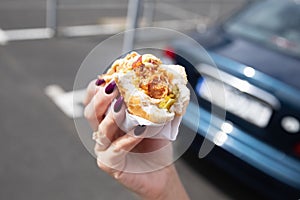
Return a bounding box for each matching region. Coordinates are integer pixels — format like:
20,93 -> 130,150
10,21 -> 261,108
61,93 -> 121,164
0,1 -> 268,200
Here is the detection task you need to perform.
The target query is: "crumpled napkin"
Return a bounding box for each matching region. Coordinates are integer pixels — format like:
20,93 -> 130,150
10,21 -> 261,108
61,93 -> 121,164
108,98 -> 182,141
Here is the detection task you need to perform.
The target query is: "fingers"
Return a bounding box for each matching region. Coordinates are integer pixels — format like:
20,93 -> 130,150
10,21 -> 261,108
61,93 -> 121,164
83,79 -> 96,106
94,125 -> 146,156
95,128 -> 146,178
83,79 -> 103,106
84,80 -> 118,130
93,96 -> 127,150
112,130 -> 145,152
95,127 -> 174,176
93,109 -> 126,151
94,122 -> 146,168
93,133 -> 112,152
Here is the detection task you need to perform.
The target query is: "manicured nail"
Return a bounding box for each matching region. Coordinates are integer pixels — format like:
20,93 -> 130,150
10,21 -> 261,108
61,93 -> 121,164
105,81 -> 116,94
114,96 -> 123,113
95,79 -> 105,86
134,125 -> 146,136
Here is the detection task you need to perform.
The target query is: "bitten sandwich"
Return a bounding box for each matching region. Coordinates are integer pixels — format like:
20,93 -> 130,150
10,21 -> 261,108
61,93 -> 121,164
99,52 -> 190,124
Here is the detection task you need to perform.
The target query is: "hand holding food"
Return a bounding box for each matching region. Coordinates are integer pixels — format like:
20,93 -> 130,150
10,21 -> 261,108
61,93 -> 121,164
83,52 -> 190,200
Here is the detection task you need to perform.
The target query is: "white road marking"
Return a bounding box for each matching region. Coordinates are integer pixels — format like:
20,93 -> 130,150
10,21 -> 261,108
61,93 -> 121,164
45,85 -> 86,118
4,28 -> 54,42
0,28 -> 8,45
59,3 -> 128,10
60,24 -> 124,37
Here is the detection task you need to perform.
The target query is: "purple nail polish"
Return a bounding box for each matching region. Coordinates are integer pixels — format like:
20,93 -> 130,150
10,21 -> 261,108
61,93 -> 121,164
105,81 -> 116,94
95,79 -> 105,86
114,96 -> 123,113
134,125 -> 146,136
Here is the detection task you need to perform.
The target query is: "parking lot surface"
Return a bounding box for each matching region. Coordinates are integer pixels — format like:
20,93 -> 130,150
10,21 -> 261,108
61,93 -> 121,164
0,0 -> 267,199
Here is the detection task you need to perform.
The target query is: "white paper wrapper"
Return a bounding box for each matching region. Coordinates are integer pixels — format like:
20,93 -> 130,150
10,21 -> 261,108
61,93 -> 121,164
108,99 -> 182,141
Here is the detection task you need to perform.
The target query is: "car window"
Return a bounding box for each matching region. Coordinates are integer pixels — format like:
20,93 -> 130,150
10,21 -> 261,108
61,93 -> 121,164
225,0 -> 300,59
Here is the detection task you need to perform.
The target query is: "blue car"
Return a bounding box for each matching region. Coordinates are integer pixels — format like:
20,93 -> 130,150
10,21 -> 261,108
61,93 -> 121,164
163,0 -> 300,198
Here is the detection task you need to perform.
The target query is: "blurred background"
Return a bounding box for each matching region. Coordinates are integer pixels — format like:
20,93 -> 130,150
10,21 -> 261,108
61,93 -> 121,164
1,0 -> 300,199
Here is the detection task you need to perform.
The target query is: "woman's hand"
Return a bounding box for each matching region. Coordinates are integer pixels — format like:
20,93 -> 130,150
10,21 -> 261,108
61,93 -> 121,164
84,79 -> 189,200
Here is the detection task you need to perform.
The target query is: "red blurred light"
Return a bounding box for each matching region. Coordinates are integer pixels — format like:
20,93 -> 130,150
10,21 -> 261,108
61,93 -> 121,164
164,47 -> 175,59
294,142 -> 300,157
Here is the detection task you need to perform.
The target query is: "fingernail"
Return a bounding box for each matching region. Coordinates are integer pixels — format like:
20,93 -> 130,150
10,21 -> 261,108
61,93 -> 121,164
105,81 -> 116,94
95,79 -> 105,86
134,125 -> 146,136
114,96 -> 123,113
